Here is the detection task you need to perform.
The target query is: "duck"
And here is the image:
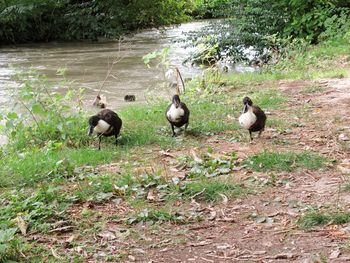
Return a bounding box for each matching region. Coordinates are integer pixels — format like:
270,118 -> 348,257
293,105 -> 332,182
88,109 -> 122,150
92,94 -> 108,109
165,95 -> 190,137
238,96 -> 266,140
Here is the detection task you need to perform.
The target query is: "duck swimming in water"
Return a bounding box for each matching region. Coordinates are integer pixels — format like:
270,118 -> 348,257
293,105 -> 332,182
238,96 -> 266,140
88,109 -> 122,150
165,95 -> 190,137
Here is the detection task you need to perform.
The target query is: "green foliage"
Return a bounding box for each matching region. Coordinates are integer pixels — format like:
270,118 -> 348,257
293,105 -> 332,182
181,179 -> 246,201
191,0 -> 230,18
0,187 -> 68,232
0,0 -> 191,44
0,227 -> 22,262
2,70 -> 88,151
186,0 -> 350,64
245,151 -> 326,172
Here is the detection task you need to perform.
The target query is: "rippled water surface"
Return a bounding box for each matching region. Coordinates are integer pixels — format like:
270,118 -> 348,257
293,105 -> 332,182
0,21 -> 209,110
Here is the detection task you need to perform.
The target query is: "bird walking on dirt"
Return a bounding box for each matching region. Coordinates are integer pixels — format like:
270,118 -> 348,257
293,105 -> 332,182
238,96 -> 266,140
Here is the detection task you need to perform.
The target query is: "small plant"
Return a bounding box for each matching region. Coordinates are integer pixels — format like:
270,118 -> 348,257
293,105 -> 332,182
0,227 -> 23,262
187,152 -> 237,178
2,69 -> 88,152
245,151 -> 326,172
298,210 -> 350,229
0,187 -> 68,233
181,179 -> 246,201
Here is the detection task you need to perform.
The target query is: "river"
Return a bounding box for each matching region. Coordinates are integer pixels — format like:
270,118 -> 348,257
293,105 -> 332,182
0,21 -> 211,111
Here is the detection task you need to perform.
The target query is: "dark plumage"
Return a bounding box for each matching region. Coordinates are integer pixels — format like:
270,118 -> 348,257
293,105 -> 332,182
165,95 -> 190,137
88,109 -> 122,150
238,96 -> 266,140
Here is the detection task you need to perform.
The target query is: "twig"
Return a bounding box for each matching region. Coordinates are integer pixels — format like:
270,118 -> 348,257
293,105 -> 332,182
175,67 -> 185,94
190,188 -> 206,200
18,100 -> 40,130
97,38 -> 130,97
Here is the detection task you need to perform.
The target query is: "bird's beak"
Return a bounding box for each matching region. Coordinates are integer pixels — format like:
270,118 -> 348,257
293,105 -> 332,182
88,126 -> 94,136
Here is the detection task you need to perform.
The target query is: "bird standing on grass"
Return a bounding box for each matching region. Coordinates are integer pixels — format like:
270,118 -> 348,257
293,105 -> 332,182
238,96 -> 266,140
165,95 -> 190,137
88,109 -> 122,150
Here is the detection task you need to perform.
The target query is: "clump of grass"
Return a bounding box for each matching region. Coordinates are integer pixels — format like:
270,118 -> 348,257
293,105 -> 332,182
181,179 -> 246,201
301,84 -> 325,94
298,210 -> 350,229
126,208 -> 193,225
245,151 -> 326,172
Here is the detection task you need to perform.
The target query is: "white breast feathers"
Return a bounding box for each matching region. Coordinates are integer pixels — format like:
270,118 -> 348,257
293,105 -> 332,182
94,120 -> 111,134
239,107 -> 257,129
167,104 -> 184,123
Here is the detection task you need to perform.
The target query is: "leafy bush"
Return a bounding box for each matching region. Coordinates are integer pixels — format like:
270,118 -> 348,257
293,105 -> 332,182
1,69 -> 89,151
185,0 -> 350,64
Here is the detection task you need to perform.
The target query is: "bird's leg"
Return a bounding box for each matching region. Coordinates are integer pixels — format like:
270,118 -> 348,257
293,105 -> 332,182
249,130 -> 253,141
115,135 -> 118,146
258,130 -> 263,138
98,136 -> 102,150
171,124 -> 176,137
184,122 -> 189,135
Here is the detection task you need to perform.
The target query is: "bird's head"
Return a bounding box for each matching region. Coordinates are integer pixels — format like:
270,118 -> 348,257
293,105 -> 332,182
172,94 -> 181,108
242,97 -> 253,113
243,97 -> 253,106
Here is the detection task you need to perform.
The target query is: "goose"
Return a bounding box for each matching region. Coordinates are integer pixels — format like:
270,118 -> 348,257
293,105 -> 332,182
238,96 -> 266,140
165,95 -> 190,137
88,109 -> 122,150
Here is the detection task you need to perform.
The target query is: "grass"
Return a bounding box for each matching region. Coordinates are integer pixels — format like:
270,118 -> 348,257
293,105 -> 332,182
245,151 -> 326,172
181,179 -> 247,201
0,146 -> 122,188
298,210 -> 350,229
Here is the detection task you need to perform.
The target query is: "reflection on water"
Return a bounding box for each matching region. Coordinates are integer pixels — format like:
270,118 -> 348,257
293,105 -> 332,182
0,21 -> 209,110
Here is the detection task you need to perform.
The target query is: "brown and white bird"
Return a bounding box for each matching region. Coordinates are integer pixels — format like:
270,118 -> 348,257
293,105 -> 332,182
238,97 -> 266,140
165,95 -> 190,137
88,109 -> 122,150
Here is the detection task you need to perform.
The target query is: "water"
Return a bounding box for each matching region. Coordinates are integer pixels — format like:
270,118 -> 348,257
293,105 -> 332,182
0,21 -> 209,110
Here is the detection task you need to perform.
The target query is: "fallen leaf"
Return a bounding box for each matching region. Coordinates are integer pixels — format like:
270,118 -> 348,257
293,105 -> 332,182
15,216 -> 27,235
329,249 -> 341,259
147,190 -> 156,201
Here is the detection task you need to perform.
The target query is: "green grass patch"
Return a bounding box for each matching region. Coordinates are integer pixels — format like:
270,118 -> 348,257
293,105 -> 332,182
126,208 -> 193,225
245,151 -> 326,172
298,210 -> 350,229
0,146 -> 122,188
181,179 -> 247,202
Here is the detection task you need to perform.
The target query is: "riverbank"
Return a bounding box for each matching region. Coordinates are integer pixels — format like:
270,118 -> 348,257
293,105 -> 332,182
1,38 -> 350,261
